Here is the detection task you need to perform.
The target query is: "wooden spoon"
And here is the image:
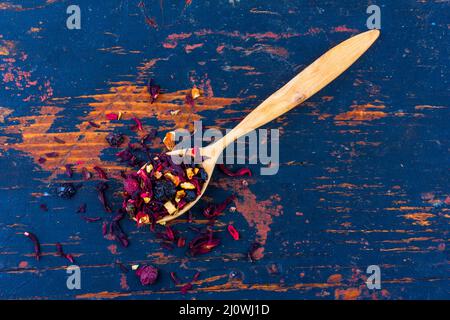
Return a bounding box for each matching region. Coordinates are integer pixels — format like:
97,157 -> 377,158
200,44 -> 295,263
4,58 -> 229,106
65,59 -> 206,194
157,29 -> 380,224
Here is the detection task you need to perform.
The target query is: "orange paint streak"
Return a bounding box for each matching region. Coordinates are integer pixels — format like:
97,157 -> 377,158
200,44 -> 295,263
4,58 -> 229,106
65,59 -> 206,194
334,287 -> 361,300
334,103 -> 387,126
185,43 -> 204,53
402,213 -> 435,226
327,274 -> 343,284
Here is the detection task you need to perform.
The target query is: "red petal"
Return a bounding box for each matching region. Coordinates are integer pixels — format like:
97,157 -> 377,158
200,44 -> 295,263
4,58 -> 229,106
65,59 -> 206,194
106,113 -> 119,120
227,224 -> 239,240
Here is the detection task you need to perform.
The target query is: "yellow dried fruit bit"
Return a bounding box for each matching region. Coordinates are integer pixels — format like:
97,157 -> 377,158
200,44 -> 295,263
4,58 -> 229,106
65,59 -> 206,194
164,201 -> 177,215
146,164 -> 153,173
175,190 -> 186,203
137,214 -> 150,224
194,168 -> 199,174
154,171 -> 163,179
163,131 -> 176,150
117,111 -> 123,120
143,197 -> 151,204
186,168 -> 195,180
191,87 -> 201,99
164,172 -> 180,186
180,182 -> 196,190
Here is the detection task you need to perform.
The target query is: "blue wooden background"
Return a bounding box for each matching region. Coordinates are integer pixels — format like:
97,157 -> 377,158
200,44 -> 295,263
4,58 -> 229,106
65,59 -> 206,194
0,0 -> 448,299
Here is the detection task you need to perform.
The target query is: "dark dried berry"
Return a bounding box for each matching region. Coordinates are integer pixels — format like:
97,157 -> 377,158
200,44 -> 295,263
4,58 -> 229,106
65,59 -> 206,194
56,183 -> 77,199
198,168 -> 208,182
184,190 -> 197,202
106,132 -> 124,147
153,180 -> 177,202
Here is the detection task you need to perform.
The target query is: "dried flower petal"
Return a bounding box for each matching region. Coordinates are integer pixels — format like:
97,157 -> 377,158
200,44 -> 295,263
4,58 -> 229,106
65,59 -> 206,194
147,79 -> 161,103
106,132 -> 124,147
56,242 -> 75,263
24,232 -> 41,261
64,164 -> 73,177
170,272 -> 180,285
189,232 -> 220,256
115,261 -> 129,273
135,265 -> 158,286
106,113 -> 119,120
227,224 -> 239,240
131,117 -> 144,131
53,137 -> 66,144
93,166 -> 108,179
96,182 -> 112,213
88,121 -> 100,128
180,283 -> 193,294
203,195 -> 236,219
45,152 -> 59,158
76,203 -> 87,213
145,16 -> 157,28
177,237 -> 186,247
38,157 -> 47,164
218,164 -> 252,177
81,216 -> 102,222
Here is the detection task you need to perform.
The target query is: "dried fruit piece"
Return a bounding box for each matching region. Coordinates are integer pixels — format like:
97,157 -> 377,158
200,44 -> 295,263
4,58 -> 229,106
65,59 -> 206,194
164,201 -> 177,215
164,172 -> 180,186
106,132 -> 124,147
180,182 -> 195,190
136,212 -> 151,226
191,87 -> 201,99
56,183 -> 77,199
163,131 -> 176,150
135,265 -> 158,286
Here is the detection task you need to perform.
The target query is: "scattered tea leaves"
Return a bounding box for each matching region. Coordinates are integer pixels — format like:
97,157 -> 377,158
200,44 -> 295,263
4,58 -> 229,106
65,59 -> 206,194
23,231 -> 41,261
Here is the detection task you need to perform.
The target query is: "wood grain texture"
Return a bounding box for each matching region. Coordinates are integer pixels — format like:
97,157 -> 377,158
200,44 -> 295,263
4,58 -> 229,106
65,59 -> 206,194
0,0 -> 448,300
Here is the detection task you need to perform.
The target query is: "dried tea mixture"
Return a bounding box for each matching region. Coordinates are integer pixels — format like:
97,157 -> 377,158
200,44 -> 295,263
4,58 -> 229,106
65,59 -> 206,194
122,153 -> 208,224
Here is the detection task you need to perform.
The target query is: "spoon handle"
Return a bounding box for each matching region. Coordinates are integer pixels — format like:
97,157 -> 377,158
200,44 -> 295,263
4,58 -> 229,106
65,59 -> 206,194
214,29 -> 380,150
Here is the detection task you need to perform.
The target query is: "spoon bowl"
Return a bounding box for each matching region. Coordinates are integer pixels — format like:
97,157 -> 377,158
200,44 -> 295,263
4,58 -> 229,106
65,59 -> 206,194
156,29 -> 380,225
